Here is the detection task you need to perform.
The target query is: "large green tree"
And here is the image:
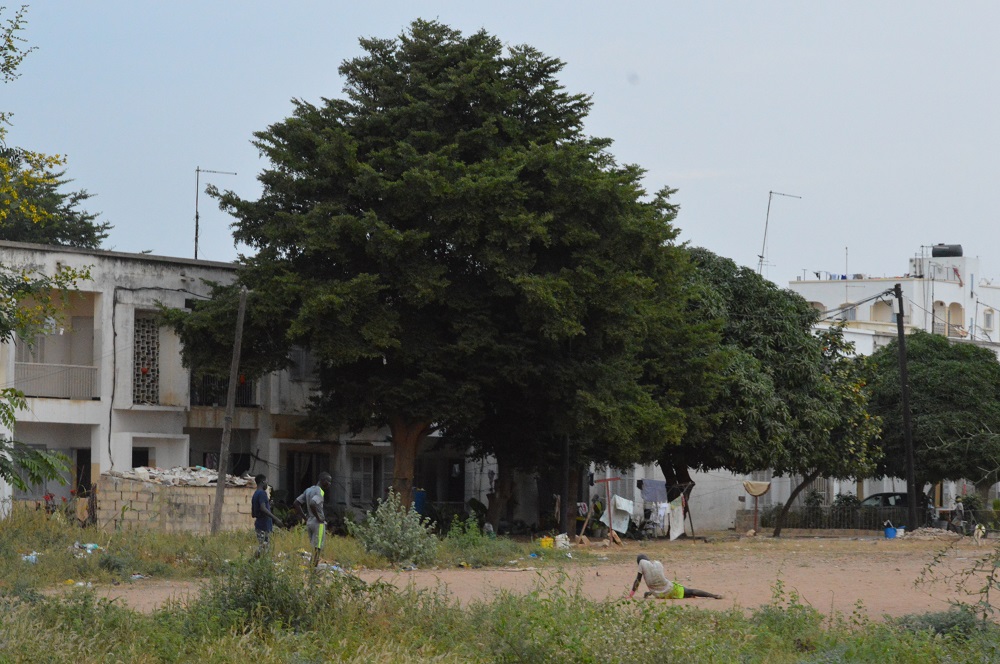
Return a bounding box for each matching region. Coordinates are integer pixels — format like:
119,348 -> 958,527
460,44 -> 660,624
658,250 -> 881,535
867,330 -> 1000,495
169,20 -> 706,508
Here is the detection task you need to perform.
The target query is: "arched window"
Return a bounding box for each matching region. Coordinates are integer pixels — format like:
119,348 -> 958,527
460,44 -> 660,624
871,301 -> 894,323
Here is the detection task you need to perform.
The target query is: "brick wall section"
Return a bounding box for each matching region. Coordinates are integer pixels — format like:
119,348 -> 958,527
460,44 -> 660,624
95,475 -> 254,535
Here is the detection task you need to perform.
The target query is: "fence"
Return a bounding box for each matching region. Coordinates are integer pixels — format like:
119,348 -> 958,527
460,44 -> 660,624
190,374 -> 257,407
737,505 -> 934,532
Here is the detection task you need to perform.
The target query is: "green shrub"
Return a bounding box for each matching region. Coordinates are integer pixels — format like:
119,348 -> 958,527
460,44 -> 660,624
893,606 -> 987,639
439,514 -> 523,567
347,490 -> 438,565
191,556 -> 312,631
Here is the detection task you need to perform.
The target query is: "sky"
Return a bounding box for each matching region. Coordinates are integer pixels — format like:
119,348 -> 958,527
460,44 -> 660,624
6,2 -> 1000,287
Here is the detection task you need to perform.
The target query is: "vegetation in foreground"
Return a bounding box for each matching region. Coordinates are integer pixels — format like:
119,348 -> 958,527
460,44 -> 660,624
2,509 -> 1000,662
0,555 -> 998,663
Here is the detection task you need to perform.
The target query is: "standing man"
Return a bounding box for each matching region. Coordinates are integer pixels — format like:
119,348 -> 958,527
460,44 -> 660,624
251,474 -> 283,558
294,472 -> 332,567
630,554 -> 722,599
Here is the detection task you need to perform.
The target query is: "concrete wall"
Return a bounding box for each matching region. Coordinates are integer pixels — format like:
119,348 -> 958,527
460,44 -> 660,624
95,475 -> 253,534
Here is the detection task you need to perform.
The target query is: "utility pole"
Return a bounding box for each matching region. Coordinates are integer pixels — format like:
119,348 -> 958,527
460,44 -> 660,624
893,283 -> 918,529
194,166 -> 236,260
211,286 -> 248,534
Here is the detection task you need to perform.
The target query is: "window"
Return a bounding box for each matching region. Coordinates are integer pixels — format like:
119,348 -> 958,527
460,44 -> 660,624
288,346 -> 318,382
351,454 -> 392,505
837,305 -> 856,322
133,313 -> 160,404
985,310 -> 994,331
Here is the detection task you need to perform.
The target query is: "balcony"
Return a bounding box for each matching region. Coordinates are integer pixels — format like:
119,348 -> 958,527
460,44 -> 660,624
190,374 -> 258,408
15,362 -> 99,399
933,323 -> 967,338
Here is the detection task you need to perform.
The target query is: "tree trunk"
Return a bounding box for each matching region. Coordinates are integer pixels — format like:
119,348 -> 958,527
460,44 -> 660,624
389,415 -> 431,509
659,456 -> 696,503
772,469 -> 821,538
486,454 -> 514,531
565,464 -> 582,535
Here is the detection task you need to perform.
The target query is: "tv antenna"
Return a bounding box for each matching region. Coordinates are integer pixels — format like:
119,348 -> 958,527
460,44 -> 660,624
194,166 -> 237,260
757,190 -> 801,274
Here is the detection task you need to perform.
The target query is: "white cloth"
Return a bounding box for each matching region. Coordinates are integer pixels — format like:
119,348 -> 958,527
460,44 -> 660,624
668,497 -> 685,540
599,494 -> 634,534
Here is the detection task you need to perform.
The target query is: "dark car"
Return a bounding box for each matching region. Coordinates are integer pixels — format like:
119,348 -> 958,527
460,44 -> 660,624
860,492 -> 929,508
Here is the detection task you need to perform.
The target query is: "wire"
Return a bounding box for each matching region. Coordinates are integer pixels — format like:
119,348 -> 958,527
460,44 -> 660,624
817,288 -> 895,322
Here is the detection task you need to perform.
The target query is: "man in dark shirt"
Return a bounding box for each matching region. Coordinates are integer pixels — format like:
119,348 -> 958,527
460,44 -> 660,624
251,474 -> 283,557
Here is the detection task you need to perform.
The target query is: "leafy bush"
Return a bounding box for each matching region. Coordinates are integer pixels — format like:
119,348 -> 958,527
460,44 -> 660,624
893,607 -> 989,639
833,493 -> 860,507
191,556 -> 312,631
347,489 -> 438,565
960,494 -> 984,517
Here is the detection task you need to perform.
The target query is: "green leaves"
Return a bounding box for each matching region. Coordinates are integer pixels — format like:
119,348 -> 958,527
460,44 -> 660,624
868,330 -> 1000,487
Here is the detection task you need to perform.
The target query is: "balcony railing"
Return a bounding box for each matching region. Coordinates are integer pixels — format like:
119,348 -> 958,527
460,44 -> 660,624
15,362 -> 99,399
190,375 -> 258,408
933,322 -> 966,338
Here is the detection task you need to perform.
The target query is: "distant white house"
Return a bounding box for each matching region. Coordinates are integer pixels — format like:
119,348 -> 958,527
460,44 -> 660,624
783,243 -> 998,510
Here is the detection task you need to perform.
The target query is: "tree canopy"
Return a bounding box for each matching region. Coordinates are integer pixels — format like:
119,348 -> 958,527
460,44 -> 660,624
168,20 -> 711,507
657,250 -> 881,533
867,330 -> 1000,491
0,153 -> 110,247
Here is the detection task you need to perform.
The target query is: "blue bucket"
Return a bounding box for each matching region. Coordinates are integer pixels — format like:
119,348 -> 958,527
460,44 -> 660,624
884,527 -> 897,539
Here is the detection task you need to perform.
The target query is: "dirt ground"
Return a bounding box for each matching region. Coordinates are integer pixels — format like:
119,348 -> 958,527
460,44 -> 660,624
79,532 -> 999,619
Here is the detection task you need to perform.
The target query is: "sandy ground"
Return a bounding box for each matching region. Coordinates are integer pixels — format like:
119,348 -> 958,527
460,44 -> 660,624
75,533 -> 1000,619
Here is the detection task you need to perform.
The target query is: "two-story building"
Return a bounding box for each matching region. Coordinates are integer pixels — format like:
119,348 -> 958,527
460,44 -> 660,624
0,241 -> 480,523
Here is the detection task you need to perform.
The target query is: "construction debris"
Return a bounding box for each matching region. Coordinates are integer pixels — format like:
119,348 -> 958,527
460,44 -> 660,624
901,527 -> 962,541
106,466 -> 252,487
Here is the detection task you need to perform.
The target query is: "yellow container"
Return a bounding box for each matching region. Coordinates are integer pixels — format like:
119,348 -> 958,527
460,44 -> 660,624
539,536 -> 554,549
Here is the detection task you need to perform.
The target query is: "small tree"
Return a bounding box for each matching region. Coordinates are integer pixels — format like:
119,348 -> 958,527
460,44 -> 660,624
868,330 -> 1000,498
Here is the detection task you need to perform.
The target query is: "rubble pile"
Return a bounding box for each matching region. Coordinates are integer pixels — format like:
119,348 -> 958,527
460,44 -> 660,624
106,466 -> 251,487
903,526 -> 961,541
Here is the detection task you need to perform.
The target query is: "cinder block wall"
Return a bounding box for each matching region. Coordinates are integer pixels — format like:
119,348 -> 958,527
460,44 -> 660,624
96,475 -> 254,534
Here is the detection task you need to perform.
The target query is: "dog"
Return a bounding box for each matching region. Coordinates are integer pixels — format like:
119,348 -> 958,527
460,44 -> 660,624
973,523 -> 987,545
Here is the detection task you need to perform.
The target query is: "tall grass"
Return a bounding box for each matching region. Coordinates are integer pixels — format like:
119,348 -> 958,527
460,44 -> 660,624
1,559 -> 996,662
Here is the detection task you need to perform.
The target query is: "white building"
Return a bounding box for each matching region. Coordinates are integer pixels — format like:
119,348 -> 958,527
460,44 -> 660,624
785,243 -> 996,508
0,241 -> 482,523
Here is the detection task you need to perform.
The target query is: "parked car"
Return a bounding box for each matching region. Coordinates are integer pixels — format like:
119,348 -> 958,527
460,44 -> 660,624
859,492 -> 933,527
859,492 -> 910,508
860,492 -> 930,508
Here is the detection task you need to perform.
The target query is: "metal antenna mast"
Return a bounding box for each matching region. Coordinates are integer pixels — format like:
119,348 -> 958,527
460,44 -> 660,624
194,166 -> 237,260
757,190 -> 802,274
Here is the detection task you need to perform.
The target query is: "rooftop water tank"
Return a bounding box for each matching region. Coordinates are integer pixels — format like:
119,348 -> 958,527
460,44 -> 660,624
931,244 -> 963,257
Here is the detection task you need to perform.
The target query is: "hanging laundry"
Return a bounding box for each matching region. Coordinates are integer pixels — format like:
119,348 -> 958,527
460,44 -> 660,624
599,494 -> 634,534
639,479 -> 668,503
668,496 -> 685,541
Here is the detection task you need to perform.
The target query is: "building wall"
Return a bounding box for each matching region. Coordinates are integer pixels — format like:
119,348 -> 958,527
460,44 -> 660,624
94,475 -> 253,534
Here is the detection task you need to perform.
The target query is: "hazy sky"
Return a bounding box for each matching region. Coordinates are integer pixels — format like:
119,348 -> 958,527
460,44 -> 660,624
7,2 -> 1000,287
